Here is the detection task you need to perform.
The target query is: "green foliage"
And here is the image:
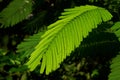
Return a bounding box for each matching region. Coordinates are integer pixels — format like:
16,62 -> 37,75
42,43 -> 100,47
0,0 -> 120,79
89,0 -> 98,3
110,22 -> 120,41
0,48 -> 22,80
21,5 -> 112,75
17,31 -> 45,60
108,22 -> 120,80
0,0 -> 32,27
109,54 -> 120,80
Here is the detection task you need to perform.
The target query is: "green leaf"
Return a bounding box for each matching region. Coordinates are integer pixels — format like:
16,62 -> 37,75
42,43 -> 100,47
21,72 -> 27,80
110,22 -> 120,41
0,0 -> 32,27
108,22 -> 120,80
109,54 -> 120,80
25,5 -> 112,74
17,31 -> 44,59
110,22 -> 120,32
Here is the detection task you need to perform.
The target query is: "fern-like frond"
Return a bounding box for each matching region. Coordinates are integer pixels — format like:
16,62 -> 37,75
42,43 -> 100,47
0,0 -> 32,27
25,5 -> 112,74
108,54 -> 120,80
110,22 -> 120,41
17,31 -> 44,59
108,22 -> 120,80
